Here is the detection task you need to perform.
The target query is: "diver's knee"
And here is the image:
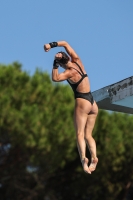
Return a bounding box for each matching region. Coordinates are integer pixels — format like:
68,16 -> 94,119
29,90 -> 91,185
85,134 -> 92,141
76,131 -> 84,138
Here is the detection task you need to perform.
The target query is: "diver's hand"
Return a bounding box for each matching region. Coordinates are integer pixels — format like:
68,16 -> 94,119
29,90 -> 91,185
53,60 -> 59,69
44,44 -> 51,52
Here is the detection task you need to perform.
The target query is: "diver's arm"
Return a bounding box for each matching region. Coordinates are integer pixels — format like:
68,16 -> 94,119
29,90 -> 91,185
44,41 -> 79,61
57,41 -> 79,61
52,68 -> 72,82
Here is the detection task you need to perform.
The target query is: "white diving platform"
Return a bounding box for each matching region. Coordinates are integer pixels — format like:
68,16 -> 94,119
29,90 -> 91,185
92,76 -> 133,114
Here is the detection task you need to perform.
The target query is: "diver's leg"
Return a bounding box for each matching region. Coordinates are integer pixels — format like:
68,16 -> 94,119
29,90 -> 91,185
74,105 -> 92,174
85,101 -> 98,172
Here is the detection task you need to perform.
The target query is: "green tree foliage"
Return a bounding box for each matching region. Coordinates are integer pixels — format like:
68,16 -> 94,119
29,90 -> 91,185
0,63 -> 133,200
0,63 -> 75,199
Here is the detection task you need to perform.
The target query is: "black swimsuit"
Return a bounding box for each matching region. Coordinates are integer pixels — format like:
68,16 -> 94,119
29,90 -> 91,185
67,62 -> 94,105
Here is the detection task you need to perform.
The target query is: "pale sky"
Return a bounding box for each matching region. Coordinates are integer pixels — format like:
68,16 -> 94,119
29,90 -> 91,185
1,0 -> 133,91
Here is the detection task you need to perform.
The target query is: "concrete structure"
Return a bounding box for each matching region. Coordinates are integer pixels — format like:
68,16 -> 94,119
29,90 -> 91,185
92,76 -> 133,114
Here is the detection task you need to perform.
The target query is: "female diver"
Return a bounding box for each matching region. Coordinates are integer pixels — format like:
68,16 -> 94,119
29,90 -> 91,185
44,41 -> 98,174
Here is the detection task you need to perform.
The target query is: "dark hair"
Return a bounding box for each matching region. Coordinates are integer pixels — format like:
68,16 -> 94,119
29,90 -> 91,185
58,51 -> 70,64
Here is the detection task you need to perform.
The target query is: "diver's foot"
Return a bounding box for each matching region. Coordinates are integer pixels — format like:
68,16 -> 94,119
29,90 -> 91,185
81,157 -> 91,174
88,157 -> 98,172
